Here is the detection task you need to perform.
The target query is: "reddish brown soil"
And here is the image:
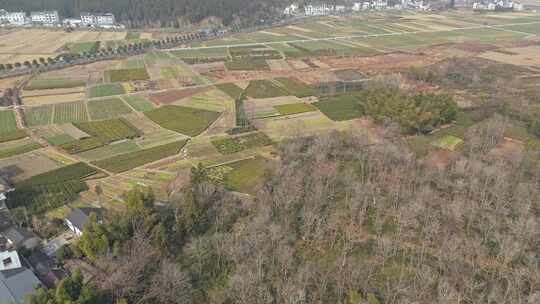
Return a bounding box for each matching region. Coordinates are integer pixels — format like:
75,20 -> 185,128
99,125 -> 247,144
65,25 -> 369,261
424,149 -> 456,171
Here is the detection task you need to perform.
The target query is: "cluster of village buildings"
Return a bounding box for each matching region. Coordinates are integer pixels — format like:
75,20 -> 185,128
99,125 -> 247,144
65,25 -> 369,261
472,0 -> 524,11
0,9 -> 122,29
284,0 -> 527,16
0,176 -> 101,303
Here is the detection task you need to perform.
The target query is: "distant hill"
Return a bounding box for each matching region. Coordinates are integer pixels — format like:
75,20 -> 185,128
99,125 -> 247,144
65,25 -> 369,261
0,0 -> 296,27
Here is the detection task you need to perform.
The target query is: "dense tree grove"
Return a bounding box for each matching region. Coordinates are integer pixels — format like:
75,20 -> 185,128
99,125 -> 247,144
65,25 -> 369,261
54,126 -> 539,303
0,0 -> 295,27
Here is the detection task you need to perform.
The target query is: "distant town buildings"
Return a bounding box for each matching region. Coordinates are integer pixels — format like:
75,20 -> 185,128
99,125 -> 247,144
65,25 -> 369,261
30,10 -> 59,25
80,12 -> 116,28
473,0 -> 525,11
0,10 -> 25,25
0,9 -> 122,28
284,0 -> 527,15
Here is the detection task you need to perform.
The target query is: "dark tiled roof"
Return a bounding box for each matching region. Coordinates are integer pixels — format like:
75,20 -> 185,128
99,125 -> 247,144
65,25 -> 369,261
0,267 -> 42,304
66,208 -> 102,231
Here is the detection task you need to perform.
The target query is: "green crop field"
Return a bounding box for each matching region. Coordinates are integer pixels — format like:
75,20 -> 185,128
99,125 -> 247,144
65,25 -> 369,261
275,78 -> 317,98
145,105 -> 221,137
211,132 -> 273,154
79,141 -> 141,161
53,101 -> 89,124
245,80 -> 289,99
314,95 -> 364,121
88,98 -> 133,120
93,140 -> 188,173
0,141 -> 41,159
68,41 -> 99,54
9,162 -> 101,216
274,103 -> 317,116
126,32 -> 141,40
216,83 -> 244,100
123,95 -> 155,112
45,134 -> 75,146
25,78 -> 86,90
89,84 -> 126,98
0,130 -> 27,143
171,47 -> 229,59
106,68 -> 150,82
221,156 -> 272,194
225,58 -> 269,71
431,135 -> 463,151
24,106 -> 53,126
75,118 -> 141,142
0,110 -> 18,132
61,118 -> 140,154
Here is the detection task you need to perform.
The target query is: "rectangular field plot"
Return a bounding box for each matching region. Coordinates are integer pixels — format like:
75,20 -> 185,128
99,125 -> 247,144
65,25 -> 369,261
79,141 -> 141,161
314,95 -> 364,121
289,40 -> 365,56
75,118 -> 141,142
274,103 -> 317,116
171,47 -> 229,59
0,152 -> 62,183
145,105 -> 221,137
0,110 -> 18,132
25,78 -> 86,90
45,134 -> 76,146
216,83 -> 244,99
274,77 -> 317,97
53,102 -> 89,124
89,84 -> 126,98
22,92 -> 86,106
123,95 -> 155,112
245,80 -> 289,99
24,105 -> 53,126
88,98 -> 133,120
106,68 -> 150,82
225,58 -> 269,71
93,140 -> 188,173
211,132 -> 273,155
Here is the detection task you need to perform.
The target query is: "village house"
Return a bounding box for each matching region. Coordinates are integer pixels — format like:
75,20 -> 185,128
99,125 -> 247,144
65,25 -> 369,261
65,207 -> 103,236
0,258 -> 42,303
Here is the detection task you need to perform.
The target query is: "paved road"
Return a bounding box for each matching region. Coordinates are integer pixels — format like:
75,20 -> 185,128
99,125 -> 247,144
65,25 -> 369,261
164,20 -> 540,51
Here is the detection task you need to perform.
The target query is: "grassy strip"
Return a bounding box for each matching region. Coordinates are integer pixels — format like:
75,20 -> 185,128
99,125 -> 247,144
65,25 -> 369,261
0,142 -> 41,159
225,58 -> 269,71
0,130 -> 27,143
93,140 -> 188,173
89,84 -> 126,98
274,103 -> 317,116
26,79 -> 86,90
212,132 -> 272,154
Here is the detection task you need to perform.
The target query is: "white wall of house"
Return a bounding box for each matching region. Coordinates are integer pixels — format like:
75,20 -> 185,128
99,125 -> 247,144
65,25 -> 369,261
65,219 -> 83,237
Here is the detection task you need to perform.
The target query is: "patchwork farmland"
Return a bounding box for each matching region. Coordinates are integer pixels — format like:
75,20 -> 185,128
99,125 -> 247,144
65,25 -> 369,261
0,10 -> 539,246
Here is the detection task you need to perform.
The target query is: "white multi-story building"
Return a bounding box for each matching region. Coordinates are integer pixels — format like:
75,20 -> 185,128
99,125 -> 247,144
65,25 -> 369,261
0,10 -> 26,25
30,11 -> 59,25
81,12 -> 115,27
304,4 -> 332,16
372,0 -> 389,9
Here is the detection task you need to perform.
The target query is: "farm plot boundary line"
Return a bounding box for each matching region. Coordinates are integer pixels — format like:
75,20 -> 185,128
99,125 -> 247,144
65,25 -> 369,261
165,20 -> 540,51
